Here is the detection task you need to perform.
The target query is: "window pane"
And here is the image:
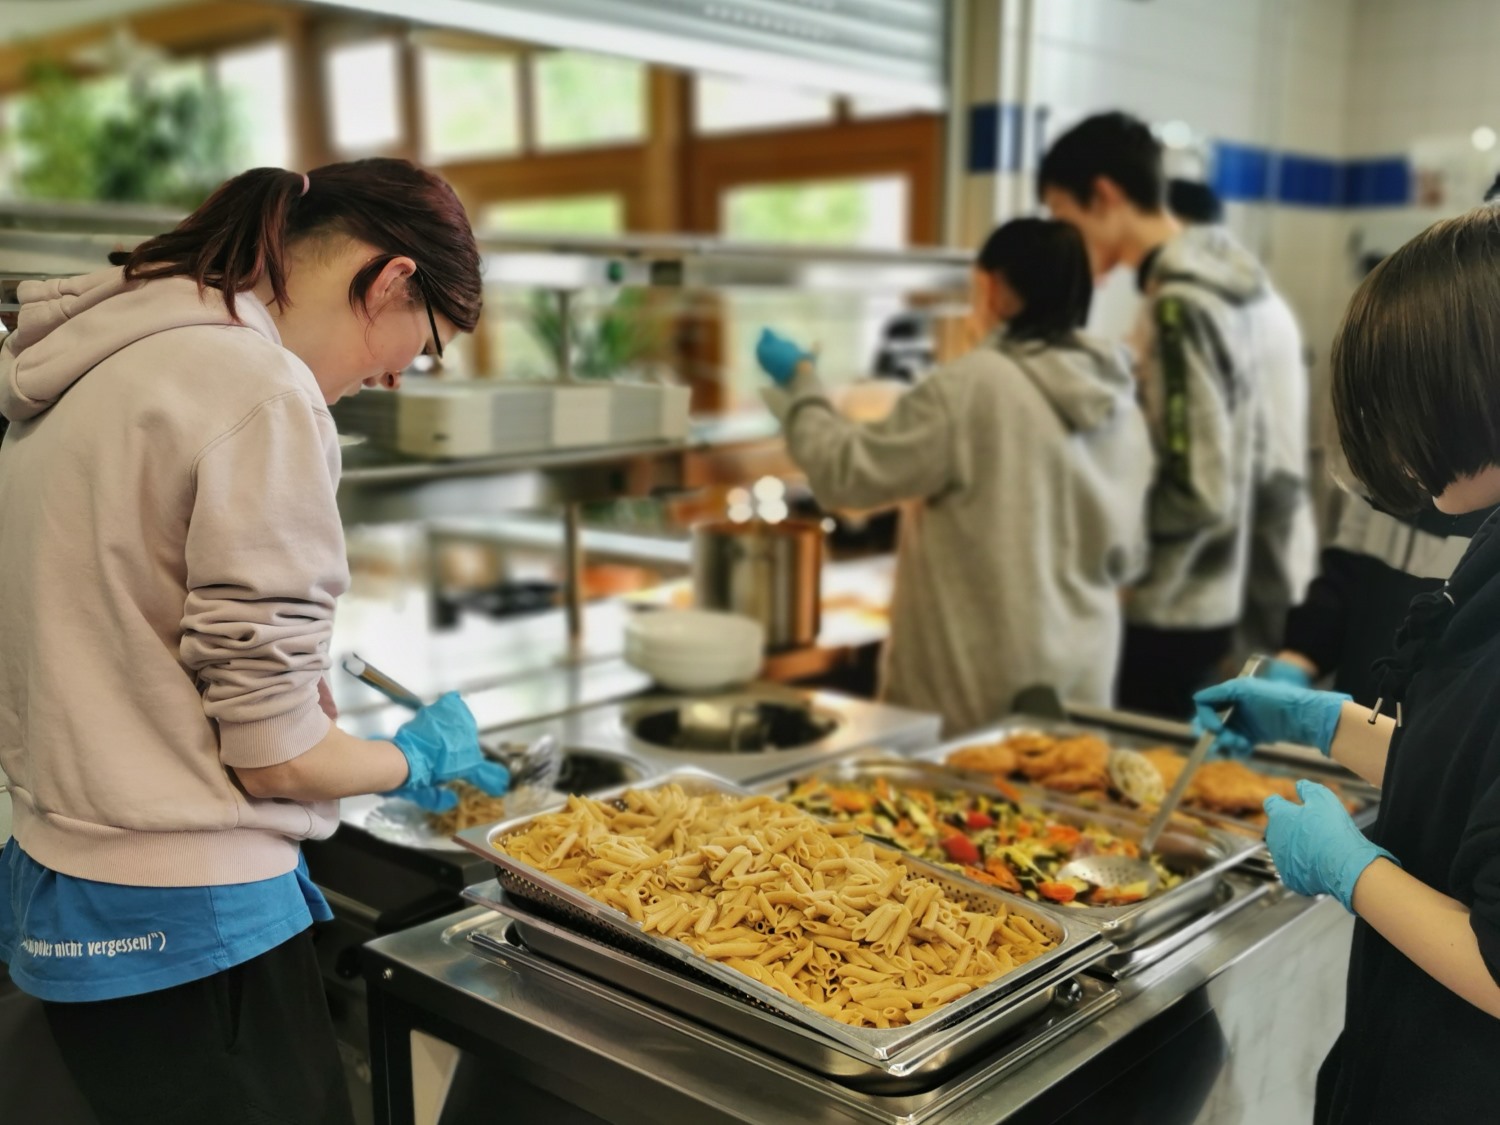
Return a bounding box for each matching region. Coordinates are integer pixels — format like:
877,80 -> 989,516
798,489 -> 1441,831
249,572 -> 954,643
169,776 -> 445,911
420,47 -> 520,163
721,176 -> 909,411
534,51 -> 643,149
217,42 -> 291,169
0,96 -> 20,198
695,74 -> 833,134
483,195 -> 624,235
327,39 -> 400,153
722,176 -> 908,248
482,195 -> 625,378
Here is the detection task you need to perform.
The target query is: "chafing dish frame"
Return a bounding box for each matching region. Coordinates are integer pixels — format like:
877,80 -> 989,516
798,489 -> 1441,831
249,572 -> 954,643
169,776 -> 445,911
444,909 -> 1122,1125
453,767 -> 1108,1066
462,884 -> 1108,1092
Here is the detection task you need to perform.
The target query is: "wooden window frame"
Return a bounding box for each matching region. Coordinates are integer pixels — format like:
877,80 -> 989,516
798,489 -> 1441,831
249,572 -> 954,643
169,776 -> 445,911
686,114 -> 944,246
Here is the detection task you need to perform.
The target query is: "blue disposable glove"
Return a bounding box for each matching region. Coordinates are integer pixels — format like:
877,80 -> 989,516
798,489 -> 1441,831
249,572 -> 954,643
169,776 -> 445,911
1192,678 -> 1350,759
756,328 -> 813,386
1262,657 -> 1313,688
1264,780 -> 1397,911
381,692 -> 509,811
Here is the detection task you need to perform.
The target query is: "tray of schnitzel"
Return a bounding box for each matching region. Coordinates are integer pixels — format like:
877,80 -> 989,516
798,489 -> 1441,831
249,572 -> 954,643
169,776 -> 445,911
915,717 -> 1381,849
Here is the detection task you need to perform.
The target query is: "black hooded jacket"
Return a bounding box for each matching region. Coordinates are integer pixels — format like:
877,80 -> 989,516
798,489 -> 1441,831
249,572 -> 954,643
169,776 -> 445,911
1317,510 -> 1500,1123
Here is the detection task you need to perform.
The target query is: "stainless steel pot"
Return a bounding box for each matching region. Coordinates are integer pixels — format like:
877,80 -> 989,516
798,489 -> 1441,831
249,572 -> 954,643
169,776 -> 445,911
691,520 -> 823,651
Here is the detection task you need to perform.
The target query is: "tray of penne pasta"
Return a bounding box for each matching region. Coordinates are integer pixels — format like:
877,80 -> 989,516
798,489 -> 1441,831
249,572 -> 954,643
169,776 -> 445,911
461,885 -> 1119,1093
756,757 -> 1263,950
452,769 -> 1108,1067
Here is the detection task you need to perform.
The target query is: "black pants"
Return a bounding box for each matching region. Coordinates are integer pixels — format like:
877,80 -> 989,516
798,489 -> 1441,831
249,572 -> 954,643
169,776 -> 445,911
42,929 -> 355,1125
1116,623 -> 1235,720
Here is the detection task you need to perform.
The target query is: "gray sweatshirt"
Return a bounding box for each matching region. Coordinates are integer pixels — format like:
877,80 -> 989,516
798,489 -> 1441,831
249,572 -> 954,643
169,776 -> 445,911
767,334 -> 1154,735
1131,225 -> 1308,631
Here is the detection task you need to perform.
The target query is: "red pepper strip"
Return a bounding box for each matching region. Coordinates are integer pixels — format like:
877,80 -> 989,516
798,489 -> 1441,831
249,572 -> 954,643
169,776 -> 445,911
940,834 -> 981,865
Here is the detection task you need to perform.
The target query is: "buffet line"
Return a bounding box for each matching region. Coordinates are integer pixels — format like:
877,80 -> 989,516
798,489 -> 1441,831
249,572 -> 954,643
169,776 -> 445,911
354,701 -> 1369,1124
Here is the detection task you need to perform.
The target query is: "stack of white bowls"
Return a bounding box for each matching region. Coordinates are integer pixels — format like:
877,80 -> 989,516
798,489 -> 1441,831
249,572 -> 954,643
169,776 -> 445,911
624,609 -> 765,693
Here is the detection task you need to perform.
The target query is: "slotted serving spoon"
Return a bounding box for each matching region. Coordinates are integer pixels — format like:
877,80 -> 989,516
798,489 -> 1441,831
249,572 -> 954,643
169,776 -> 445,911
1055,656 -> 1266,895
340,653 -> 561,795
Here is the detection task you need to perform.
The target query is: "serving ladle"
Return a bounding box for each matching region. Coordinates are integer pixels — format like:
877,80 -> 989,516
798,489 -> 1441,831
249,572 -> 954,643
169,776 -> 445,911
1055,657 -> 1265,895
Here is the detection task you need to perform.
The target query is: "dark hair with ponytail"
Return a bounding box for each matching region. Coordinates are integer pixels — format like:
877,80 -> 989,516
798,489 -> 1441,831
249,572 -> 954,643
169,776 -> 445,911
110,158 -> 482,332
975,218 -> 1093,345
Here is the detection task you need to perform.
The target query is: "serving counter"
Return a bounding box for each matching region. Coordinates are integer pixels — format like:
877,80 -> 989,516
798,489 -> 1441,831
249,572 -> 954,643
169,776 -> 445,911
343,704 -> 1364,1124
362,880 -> 1350,1124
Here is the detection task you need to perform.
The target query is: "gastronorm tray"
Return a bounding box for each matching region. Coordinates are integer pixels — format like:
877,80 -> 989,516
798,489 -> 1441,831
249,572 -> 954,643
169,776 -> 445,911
453,767 -> 1108,1065
753,756 -> 1263,950
455,908 -> 1121,1123
462,883 -> 1107,1093
922,714 -> 1382,839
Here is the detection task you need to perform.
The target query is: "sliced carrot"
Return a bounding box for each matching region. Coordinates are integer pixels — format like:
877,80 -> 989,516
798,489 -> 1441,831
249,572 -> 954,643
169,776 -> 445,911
831,790 -> 871,813
992,778 -> 1022,803
983,856 -> 1022,893
1045,825 -> 1082,848
1037,881 -> 1078,904
963,865 -> 1005,888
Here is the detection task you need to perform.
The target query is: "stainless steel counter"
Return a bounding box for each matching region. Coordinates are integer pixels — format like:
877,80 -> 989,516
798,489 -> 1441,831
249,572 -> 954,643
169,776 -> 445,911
362,881 -> 1351,1124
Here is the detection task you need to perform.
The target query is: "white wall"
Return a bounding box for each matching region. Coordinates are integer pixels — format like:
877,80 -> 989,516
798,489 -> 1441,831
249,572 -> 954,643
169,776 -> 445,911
1031,0 -> 1299,146
1025,0 -> 1357,401
1348,0 -> 1499,155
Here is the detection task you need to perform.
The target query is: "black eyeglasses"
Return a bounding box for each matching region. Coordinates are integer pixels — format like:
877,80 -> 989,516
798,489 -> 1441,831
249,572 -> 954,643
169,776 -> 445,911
421,286 -> 443,361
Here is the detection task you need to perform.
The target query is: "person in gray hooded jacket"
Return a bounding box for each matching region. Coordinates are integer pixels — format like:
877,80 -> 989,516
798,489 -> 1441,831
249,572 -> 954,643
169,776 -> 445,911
756,219 -> 1154,735
1041,112 -> 1312,717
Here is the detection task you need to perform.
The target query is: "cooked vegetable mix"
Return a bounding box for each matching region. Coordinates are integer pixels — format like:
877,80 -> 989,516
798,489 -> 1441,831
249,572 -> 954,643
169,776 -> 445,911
784,775 -> 1182,907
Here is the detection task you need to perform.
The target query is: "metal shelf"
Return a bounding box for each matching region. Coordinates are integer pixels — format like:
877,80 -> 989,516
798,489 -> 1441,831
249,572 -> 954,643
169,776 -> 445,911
0,201 -> 972,297
339,437 -> 685,486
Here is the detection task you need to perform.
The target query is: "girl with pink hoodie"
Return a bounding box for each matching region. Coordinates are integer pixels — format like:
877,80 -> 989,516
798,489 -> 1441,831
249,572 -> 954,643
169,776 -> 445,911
0,160 -> 502,1124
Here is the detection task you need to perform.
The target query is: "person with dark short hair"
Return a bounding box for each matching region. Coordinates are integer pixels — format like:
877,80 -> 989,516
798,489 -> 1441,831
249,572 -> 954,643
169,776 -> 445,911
753,219 -> 1153,734
1194,205 -> 1500,1124
1039,112 -> 1314,717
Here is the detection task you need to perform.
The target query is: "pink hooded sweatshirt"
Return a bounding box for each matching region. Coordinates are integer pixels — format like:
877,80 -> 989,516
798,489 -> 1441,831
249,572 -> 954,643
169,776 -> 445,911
0,269 -> 347,887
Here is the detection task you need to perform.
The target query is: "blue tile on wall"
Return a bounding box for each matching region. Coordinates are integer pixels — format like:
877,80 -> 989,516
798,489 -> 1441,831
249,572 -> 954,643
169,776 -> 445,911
967,102 -> 1034,175
1277,154 -> 1340,207
1212,141 -> 1272,202
968,103 -> 1000,174
1343,158 -> 1411,207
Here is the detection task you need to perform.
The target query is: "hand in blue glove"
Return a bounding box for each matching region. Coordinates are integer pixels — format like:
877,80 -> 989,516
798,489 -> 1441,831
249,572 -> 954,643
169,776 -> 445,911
755,328 -> 814,386
1192,678 -> 1350,759
381,692 -> 509,811
1265,779 -> 1397,911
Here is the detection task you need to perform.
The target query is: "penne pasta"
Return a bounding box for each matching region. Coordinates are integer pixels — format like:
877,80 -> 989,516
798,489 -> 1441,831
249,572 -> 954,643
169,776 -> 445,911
496,784 -> 1057,1029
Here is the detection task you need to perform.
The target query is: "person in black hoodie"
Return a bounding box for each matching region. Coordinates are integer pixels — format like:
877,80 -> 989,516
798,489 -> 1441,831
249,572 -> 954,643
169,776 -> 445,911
1193,205 -> 1500,1124
1272,488 -> 1495,705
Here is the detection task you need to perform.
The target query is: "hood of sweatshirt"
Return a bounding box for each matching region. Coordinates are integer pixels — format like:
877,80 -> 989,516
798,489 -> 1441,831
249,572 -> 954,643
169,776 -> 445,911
1143,224 -> 1268,307
0,268 -> 279,422
998,332 -> 1136,433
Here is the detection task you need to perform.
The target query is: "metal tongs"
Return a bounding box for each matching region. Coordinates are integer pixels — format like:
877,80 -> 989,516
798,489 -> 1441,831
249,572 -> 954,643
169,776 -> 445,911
340,653 -> 562,807
1056,655 -> 1267,895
